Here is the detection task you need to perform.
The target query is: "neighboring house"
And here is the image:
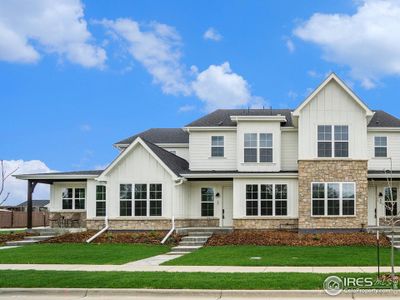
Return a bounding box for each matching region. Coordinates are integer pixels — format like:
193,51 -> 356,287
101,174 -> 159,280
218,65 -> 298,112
15,74 -> 400,232
17,200 -> 49,212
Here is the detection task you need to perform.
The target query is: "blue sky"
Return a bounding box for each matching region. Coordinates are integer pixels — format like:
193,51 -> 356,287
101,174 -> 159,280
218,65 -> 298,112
2,0 -> 400,203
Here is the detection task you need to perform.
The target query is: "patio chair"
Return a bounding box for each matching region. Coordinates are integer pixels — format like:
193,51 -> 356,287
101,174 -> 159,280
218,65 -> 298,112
48,213 -> 61,227
70,213 -> 82,228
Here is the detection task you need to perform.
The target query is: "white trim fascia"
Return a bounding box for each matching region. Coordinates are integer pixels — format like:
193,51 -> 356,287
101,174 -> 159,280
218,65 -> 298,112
292,73 -> 373,117
13,174 -> 98,180
184,127 -> 236,132
98,137 -> 180,181
230,115 -> 287,123
368,173 -> 400,179
113,143 -> 127,150
281,127 -> 297,132
156,143 -> 189,148
181,172 -> 298,179
368,127 -> 400,132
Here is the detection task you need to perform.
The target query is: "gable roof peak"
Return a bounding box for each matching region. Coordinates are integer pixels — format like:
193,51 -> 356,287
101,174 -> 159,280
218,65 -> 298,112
292,73 -> 373,117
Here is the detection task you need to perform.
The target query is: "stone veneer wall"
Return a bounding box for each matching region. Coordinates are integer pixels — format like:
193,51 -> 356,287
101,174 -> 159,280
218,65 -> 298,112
298,160 -> 368,230
233,218 -> 299,229
86,218 -> 219,230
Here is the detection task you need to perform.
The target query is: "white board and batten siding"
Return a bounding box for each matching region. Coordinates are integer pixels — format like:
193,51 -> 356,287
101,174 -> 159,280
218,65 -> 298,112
367,131 -> 400,170
189,131 -> 237,170
281,131 -> 298,170
98,143 -> 184,219
233,178 -> 298,218
298,80 -> 368,160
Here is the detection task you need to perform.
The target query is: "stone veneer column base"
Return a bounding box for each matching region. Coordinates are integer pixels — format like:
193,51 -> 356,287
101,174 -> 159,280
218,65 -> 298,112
298,160 -> 368,230
233,218 -> 299,229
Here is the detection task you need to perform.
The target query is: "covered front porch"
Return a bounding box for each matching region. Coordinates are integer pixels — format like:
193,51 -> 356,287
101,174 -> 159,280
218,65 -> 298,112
14,171 -> 101,230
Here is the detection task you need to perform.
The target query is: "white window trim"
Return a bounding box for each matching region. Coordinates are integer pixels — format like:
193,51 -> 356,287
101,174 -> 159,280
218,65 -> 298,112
243,133 -> 274,163
210,136 -> 225,158
316,125 -> 349,158
95,185 -> 106,217
245,183 -> 288,217
374,136 -> 388,158
311,182 -> 356,217
61,187 -> 86,210
119,183 -> 163,217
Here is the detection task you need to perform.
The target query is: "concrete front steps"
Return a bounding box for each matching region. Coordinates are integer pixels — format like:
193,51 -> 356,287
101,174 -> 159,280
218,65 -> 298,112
169,227 -> 232,255
5,229 -> 58,247
384,230 -> 400,251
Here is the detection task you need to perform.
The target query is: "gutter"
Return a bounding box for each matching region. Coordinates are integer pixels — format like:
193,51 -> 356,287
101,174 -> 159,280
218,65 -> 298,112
86,216 -> 109,243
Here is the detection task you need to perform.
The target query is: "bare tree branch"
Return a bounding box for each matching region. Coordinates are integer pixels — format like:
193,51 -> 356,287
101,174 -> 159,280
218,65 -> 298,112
0,160 -> 18,206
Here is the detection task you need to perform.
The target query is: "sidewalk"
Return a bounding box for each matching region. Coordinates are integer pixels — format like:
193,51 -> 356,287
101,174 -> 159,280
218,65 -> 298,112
0,263 -> 396,273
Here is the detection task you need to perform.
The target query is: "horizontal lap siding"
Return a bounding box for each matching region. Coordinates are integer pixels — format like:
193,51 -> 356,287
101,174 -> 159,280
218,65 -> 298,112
368,132 -> 400,170
281,131 -> 298,170
189,131 -> 236,170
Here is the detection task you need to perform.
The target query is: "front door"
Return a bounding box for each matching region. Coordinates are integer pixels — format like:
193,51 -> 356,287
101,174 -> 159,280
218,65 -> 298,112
222,186 -> 233,227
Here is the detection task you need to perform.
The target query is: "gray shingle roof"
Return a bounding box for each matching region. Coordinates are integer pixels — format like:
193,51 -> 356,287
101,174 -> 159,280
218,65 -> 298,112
185,109 -> 294,127
115,128 -> 189,145
368,110 -> 400,127
17,200 -> 49,207
142,139 -> 189,176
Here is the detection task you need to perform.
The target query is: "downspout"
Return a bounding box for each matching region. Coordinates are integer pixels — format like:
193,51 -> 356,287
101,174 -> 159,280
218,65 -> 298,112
161,177 -> 185,244
86,216 -> 109,243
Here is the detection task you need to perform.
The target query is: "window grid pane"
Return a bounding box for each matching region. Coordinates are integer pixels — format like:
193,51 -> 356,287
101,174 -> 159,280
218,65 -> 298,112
96,202 -> 106,217
211,136 -> 224,157
201,188 -> 214,217
134,184 -> 147,199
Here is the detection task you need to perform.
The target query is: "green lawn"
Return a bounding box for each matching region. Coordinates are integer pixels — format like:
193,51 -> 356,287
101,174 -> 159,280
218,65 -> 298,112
164,245 -> 399,266
0,270 -> 378,290
0,243 -> 170,264
0,230 -> 25,235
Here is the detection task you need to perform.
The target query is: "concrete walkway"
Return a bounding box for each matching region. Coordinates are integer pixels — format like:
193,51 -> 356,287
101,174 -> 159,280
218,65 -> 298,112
0,264 -> 396,273
123,254 -> 183,267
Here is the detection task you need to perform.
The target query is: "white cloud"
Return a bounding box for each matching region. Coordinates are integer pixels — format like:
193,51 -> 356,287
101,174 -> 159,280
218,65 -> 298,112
102,18 -> 191,96
286,39 -> 295,53
2,160 -> 52,205
203,28 -> 222,41
0,0 -> 106,68
178,104 -> 196,112
294,0 -> 400,88
80,124 -> 92,132
192,62 -> 253,111
288,90 -> 298,100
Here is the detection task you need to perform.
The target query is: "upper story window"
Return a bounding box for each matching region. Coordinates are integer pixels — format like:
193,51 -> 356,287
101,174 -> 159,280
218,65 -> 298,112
317,125 -> 348,158
374,136 -> 387,157
62,188 -> 85,210
211,136 -> 224,157
244,133 -> 273,163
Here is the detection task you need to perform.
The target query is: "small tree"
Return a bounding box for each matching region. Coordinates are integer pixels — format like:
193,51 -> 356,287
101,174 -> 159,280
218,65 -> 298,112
382,169 -> 400,284
0,160 -> 18,206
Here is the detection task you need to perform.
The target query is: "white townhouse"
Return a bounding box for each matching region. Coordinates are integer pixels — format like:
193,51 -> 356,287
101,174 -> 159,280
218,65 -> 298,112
16,73 -> 400,232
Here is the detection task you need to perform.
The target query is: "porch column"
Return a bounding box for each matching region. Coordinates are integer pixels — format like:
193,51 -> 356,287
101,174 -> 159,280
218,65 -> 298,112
27,180 -> 37,230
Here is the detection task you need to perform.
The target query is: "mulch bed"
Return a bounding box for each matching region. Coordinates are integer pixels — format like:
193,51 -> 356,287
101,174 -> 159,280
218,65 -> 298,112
0,232 -> 33,245
43,230 -> 181,246
206,230 -> 391,247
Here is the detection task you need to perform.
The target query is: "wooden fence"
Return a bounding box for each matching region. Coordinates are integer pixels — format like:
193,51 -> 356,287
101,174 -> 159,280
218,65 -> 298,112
0,210 -> 49,228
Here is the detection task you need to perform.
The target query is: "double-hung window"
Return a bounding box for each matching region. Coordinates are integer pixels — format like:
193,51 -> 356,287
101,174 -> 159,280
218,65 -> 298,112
374,136 -> 387,157
384,187 -> 398,216
317,125 -> 348,157
120,184 -> 132,216
120,183 -> 163,217
201,188 -> 214,217
149,184 -> 162,216
244,133 -> 273,163
62,188 -> 85,210
312,182 -> 355,216
246,184 -> 288,216
134,184 -> 147,216
211,136 -> 224,157
244,133 -> 258,162
96,185 -> 106,217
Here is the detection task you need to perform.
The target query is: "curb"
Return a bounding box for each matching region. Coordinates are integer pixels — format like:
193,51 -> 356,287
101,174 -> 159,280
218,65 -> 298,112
0,288 -> 400,298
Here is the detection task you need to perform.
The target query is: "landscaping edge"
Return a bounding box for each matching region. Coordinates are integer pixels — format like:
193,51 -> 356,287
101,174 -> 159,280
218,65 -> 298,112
0,288 -> 399,297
